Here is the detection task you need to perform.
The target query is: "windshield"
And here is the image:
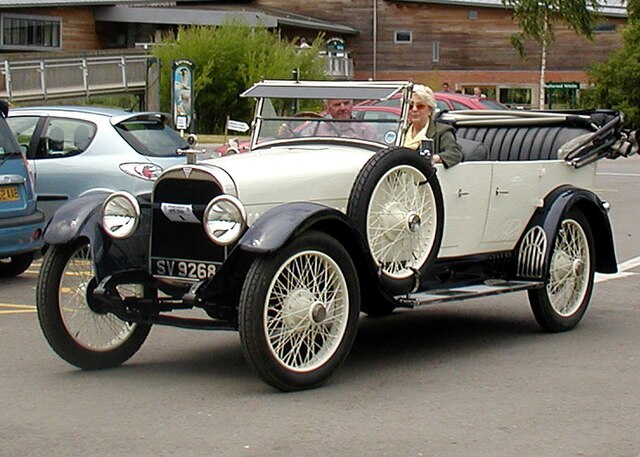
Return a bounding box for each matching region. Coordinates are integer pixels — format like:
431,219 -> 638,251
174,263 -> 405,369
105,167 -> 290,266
115,118 -> 188,157
243,81 -> 412,149
254,97 -> 403,147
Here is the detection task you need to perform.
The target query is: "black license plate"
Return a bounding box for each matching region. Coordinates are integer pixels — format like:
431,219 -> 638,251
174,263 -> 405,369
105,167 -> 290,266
151,257 -> 218,281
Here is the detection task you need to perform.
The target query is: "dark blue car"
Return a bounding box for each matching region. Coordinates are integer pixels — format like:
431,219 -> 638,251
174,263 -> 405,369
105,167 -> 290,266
0,106 -> 44,277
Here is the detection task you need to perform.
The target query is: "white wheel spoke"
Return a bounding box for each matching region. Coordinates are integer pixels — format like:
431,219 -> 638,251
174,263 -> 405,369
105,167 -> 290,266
367,165 -> 437,279
263,249 -> 349,373
546,219 -> 591,317
58,243 -> 136,351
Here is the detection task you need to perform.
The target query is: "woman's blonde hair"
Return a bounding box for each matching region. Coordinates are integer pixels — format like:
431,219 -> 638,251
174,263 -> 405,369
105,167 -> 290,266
412,84 -> 437,113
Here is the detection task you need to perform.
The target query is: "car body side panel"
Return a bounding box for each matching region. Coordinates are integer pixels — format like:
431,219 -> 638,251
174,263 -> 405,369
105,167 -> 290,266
480,161 -> 596,251
436,162 -> 493,256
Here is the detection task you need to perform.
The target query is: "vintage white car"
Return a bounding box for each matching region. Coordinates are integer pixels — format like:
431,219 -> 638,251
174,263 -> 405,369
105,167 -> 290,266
36,80 -> 637,391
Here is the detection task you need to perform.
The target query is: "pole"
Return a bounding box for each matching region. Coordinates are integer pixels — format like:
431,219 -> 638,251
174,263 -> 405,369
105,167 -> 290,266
373,0 -> 377,80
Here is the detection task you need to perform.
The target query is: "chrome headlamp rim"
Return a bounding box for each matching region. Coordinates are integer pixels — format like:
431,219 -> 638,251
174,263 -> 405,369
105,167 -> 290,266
202,195 -> 247,246
100,191 -> 141,239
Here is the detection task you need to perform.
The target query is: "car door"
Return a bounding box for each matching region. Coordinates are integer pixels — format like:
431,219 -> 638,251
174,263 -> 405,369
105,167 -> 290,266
9,115 -> 98,221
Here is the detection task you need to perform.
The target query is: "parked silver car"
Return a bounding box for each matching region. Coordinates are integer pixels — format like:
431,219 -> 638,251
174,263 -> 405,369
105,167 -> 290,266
7,107 -> 192,221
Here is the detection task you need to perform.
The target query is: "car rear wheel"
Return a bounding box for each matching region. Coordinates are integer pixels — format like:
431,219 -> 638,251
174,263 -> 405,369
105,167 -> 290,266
348,147 -> 444,295
0,252 -> 33,277
239,231 -> 360,391
36,239 -> 151,369
528,210 -> 595,332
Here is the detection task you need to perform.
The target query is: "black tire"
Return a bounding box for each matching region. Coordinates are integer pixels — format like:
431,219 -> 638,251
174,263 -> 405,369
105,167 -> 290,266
347,147 -> 444,295
0,252 -> 33,277
528,210 -> 595,332
36,239 -> 151,369
238,231 -> 360,391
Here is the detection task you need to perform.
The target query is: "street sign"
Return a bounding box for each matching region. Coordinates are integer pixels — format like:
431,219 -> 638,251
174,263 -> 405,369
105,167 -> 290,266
226,119 -> 250,133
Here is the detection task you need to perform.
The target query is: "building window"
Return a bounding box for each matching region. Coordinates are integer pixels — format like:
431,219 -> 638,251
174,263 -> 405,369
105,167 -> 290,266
468,10 -> 479,20
1,13 -> 61,50
594,23 -> 617,33
394,30 -> 412,44
432,41 -> 440,63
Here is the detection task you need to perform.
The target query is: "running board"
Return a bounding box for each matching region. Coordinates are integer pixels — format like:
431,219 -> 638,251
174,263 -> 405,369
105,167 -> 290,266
395,280 -> 544,308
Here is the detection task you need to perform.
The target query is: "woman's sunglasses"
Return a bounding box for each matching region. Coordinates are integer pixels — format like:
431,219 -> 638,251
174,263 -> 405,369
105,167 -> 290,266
409,102 -> 427,110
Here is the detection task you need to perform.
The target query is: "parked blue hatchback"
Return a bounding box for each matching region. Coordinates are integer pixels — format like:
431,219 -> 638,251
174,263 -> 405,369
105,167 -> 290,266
0,103 -> 44,277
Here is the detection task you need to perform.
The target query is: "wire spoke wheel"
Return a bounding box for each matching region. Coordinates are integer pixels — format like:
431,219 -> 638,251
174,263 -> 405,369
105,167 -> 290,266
265,250 -> 348,372
546,219 -> 590,316
57,243 -> 137,351
348,147 -> 443,296
367,164 -> 438,279
37,240 -> 151,369
528,211 -> 594,332
239,231 -> 360,391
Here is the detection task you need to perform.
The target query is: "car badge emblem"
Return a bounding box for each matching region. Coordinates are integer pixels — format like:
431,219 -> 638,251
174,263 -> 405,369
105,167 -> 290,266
183,167 -> 193,178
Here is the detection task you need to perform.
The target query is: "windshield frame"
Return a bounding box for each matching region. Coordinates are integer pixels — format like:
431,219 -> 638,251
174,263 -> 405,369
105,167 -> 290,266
242,80 -> 414,150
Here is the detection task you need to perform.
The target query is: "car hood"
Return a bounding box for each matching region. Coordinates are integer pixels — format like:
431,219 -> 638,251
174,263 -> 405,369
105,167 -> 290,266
202,144 -> 378,215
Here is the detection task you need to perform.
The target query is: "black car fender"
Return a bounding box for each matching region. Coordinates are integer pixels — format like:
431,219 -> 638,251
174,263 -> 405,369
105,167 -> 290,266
520,185 -> 617,277
42,191 -> 111,246
236,201 -> 381,292
239,201 -> 366,255
43,190 -> 152,280
189,202 -> 391,309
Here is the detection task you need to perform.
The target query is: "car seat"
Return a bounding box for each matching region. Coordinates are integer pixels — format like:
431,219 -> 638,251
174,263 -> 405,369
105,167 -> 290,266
73,124 -> 92,152
47,126 -> 65,153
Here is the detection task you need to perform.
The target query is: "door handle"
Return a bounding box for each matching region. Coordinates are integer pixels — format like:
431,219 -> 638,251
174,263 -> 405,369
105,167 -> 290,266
495,187 -> 509,195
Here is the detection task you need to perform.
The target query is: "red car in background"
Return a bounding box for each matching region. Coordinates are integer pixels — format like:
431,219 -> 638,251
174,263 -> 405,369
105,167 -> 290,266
356,91 -> 507,113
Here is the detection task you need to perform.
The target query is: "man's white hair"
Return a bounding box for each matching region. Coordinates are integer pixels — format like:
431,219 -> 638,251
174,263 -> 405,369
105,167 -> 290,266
412,84 -> 437,112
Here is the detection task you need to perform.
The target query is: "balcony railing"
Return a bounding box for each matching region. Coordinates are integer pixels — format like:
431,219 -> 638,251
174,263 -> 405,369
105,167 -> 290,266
1,53 -> 154,102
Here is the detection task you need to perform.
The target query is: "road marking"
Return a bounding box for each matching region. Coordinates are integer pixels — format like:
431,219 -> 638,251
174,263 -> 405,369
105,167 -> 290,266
0,303 -> 36,314
597,172 -> 640,177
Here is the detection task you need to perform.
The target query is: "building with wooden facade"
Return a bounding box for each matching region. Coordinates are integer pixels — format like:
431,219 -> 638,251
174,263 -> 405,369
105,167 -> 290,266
0,0 -> 629,108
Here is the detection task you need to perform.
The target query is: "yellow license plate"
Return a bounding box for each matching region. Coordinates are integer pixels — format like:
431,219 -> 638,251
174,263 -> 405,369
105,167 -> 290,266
0,185 -> 20,202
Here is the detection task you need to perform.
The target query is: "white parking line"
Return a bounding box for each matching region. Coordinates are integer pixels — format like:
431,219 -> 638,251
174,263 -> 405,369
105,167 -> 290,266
597,172 -> 640,177
595,255 -> 640,283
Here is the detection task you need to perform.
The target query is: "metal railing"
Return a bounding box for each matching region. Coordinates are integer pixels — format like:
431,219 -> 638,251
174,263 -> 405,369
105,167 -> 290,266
1,53 -> 155,102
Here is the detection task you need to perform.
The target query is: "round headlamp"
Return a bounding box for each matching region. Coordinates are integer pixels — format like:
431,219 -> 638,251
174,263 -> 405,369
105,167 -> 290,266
100,191 -> 141,239
203,195 -> 246,246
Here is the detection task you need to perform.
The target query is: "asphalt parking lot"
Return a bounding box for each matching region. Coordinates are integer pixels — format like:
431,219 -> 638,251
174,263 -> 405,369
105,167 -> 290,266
1,158 -> 639,457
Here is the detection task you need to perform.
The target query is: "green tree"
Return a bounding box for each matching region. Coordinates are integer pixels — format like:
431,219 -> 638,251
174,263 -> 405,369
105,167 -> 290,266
582,9 -> 640,128
501,0 -> 599,109
153,17 -> 327,133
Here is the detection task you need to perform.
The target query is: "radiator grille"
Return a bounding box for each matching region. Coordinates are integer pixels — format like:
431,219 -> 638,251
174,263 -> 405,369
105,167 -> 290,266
151,177 -> 226,262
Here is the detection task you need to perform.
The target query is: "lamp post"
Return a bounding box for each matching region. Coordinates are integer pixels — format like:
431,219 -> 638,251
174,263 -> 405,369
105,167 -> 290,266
372,0 -> 377,80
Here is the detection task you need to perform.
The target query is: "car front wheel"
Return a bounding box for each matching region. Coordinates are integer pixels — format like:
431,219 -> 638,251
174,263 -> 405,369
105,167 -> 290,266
239,231 -> 360,391
36,239 -> 151,369
528,210 -> 595,332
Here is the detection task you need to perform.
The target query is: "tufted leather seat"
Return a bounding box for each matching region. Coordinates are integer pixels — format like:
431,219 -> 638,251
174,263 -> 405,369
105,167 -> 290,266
456,125 -> 593,161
